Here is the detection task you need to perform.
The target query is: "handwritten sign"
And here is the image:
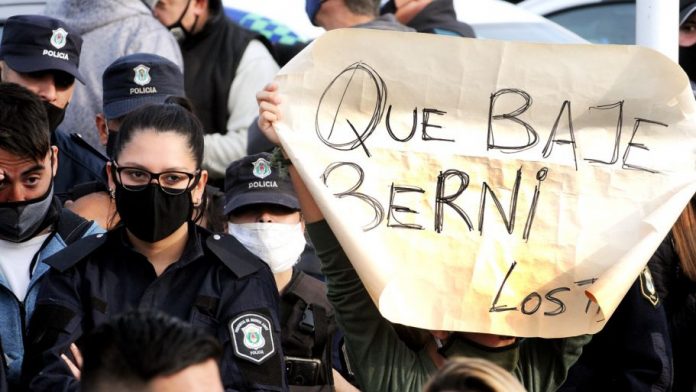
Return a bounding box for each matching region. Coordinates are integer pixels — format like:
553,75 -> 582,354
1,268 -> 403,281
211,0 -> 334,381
274,29 -> 696,337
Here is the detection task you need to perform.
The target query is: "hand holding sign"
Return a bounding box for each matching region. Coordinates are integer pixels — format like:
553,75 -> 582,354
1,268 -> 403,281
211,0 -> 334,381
270,29 -> 696,337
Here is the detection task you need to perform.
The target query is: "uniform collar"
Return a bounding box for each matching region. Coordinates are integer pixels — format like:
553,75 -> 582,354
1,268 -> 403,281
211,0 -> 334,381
115,222 -> 205,269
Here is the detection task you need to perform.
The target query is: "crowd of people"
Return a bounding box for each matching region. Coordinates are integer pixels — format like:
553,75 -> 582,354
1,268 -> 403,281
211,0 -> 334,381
0,0 -> 694,391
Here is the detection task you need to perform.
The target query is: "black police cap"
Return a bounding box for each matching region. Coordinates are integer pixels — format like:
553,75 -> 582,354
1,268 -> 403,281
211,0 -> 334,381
0,15 -> 84,83
224,152 -> 300,216
102,53 -> 185,119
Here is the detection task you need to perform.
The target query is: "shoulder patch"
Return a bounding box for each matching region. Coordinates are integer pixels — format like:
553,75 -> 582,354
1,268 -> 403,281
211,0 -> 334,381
206,233 -> 265,278
43,232 -> 107,272
230,312 -> 276,364
639,266 -> 659,307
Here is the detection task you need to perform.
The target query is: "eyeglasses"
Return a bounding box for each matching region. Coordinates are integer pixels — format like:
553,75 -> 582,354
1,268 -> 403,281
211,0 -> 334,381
111,162 -> 200,195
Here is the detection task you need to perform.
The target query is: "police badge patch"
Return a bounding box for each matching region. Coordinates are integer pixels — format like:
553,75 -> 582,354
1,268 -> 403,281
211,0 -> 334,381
639,266 -> 659,307
133,64 -> 152,86
230,312 -> 276,364
252,158 -> 272,179
50,28 -> 68,49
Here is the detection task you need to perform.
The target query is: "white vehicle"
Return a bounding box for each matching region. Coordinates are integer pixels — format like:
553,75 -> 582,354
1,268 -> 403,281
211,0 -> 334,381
223,0 -> 587,44
518,0 -> 635,44
0,1 -> 45,38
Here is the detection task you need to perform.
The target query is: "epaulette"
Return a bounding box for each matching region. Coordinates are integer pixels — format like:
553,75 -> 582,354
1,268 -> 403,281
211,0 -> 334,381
43,232 -> 108,272
206,233 -> 265,279
69,133 -> 109,162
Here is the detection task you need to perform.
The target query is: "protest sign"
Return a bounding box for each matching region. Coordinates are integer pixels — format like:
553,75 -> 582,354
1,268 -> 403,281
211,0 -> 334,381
273,29 -> 696,337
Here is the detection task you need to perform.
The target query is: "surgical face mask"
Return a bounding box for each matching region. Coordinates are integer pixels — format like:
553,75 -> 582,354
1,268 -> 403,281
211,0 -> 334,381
228,222 -> 306,273
0,184 -> 54,243
43,101 -> 67,133
167,0 -> 198,41
305,0 -> 325,26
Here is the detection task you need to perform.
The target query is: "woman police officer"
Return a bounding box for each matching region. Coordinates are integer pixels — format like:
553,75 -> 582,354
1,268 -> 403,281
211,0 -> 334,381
21,104 -> 286,391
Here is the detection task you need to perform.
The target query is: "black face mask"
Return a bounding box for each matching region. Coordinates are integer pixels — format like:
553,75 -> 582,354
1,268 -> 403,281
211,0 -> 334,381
0,184 -> 55,243
167,0 -> 198,41
43,101 -> 67,133
114,183 -> 193,243
106,129 -> 118,158
679,45 -> 696,82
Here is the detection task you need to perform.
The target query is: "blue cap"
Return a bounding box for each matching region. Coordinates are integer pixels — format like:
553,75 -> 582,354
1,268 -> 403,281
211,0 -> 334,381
224,152 -> 300,216
0,15 -> 85,83
102,53 -> 185,119
305,0 -> 325,26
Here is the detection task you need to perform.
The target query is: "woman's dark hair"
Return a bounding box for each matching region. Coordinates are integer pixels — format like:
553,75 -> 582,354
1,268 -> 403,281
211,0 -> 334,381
111,103 -> 204,167
109,103 -> 208,224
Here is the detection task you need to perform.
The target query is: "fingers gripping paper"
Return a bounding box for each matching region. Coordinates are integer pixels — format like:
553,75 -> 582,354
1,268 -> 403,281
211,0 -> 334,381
274,29 -> 696,337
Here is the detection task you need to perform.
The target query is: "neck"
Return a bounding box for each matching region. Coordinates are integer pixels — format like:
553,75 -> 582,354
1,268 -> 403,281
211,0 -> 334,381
325,12 -> 375,30
128,223 -> 189,276
275,268 -> 293,293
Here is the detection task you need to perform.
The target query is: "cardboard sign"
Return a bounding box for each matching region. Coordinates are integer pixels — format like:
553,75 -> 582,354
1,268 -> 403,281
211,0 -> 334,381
274,29 -> 696,337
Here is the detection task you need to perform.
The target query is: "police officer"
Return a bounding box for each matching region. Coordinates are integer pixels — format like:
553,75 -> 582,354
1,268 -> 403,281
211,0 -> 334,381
22,104 -> 286,391
224,153 -> 357,391
68,53 -> 187,228
0,15 -> 108,201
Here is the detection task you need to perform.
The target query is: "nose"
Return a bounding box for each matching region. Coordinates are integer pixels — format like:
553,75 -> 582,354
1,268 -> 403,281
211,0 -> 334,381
257,211 -> 274,223
7,183 -> 26,202
34,75 -> 57,103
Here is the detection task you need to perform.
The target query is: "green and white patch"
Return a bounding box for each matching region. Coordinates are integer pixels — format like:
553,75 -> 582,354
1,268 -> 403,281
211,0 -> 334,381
230,312 -> 275,364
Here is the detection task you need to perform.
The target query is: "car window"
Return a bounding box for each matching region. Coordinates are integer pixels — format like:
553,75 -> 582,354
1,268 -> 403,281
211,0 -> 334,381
547,3 -> 635,44
473,22 -> 587,44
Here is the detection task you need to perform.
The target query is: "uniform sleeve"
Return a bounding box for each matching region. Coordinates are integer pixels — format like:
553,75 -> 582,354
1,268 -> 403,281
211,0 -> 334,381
214,265 -> 287,391
22,267 -> 84,392
203,40 -> 280,178
306,220 -> 434,392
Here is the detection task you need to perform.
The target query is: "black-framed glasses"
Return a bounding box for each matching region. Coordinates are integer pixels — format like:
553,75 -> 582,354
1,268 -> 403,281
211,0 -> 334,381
111,162 -> 200,195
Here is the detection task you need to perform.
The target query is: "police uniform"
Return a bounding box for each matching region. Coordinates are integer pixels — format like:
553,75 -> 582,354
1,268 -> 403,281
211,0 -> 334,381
52,129 -> 107,201
22,223 -> 286,391
280,269 -> 337,391
558,267 -> 672,392
0,15 -> 107,202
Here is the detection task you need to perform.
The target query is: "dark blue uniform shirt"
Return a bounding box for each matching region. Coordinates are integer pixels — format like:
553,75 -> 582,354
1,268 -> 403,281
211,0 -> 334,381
22,223 -> 286,391
52,128 -> 108,202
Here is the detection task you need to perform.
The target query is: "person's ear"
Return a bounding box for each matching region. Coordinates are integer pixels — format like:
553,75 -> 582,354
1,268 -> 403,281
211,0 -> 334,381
50,146 -> 59,176
192,0 -> 208,17
96,114 -> 109,147
106,161 -> 116,193
192,169 -> 208,205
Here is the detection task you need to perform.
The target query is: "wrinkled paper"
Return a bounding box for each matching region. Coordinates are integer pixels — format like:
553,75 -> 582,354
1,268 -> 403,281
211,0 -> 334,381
274,29 -> 696,337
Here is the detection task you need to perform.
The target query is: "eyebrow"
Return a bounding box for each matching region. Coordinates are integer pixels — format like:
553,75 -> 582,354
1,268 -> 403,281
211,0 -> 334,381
20,164 -> 45,176
118,162 -> 194,172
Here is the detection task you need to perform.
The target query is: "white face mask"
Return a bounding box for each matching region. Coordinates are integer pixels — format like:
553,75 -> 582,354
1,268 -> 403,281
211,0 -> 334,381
228,222 -> 306,273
